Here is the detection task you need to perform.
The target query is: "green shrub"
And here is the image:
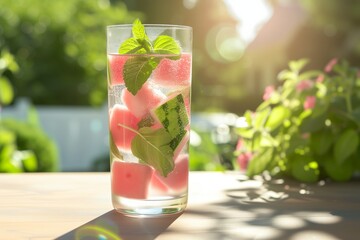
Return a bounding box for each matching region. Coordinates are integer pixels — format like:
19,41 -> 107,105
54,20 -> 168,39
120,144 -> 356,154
0,127 -> 37,173
236,59 -> 360,182
0,119 -> 58,172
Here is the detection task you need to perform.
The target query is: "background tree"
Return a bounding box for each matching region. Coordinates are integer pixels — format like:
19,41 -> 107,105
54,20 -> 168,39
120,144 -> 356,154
1,0 -> 358,115
287,0 -> 360,69
0,0 -> 140,106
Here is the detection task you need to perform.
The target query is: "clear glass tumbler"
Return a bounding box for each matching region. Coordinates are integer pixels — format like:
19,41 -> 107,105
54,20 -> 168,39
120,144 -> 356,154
107,21 -> 192,217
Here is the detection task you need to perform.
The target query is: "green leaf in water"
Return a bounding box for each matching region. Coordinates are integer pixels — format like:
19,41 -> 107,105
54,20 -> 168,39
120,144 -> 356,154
123,56 -> 160,95
131,127 -> 174,177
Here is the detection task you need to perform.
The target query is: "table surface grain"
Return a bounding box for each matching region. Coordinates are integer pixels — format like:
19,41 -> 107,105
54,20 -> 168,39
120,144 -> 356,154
1,172 -> 360,240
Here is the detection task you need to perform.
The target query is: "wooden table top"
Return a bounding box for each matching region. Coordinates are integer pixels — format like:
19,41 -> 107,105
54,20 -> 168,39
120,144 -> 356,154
1,172 -> 360,240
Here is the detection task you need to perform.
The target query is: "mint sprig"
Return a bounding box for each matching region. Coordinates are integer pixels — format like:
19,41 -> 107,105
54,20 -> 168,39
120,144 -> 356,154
118,19 -> 181,95
153,36 -> 180,54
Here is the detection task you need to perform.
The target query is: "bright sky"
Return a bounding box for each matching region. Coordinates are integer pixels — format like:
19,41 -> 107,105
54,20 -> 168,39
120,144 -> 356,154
224,0 -> 273,43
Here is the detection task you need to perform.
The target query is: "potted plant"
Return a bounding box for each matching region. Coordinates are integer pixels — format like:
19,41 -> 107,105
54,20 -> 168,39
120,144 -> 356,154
235,58 -> 360,182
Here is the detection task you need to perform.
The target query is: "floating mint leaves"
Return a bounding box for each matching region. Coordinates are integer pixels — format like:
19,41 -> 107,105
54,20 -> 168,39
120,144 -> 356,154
131,127 -> 174,177
118,19 -> 181,95
153,35 -> 180,55
132,19 -> 147,40
116,122 -> 175,177
119,38 -> 146,54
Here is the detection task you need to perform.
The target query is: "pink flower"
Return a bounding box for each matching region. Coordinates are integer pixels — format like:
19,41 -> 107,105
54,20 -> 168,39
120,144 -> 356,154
236,138 -> 244,151
304,96 -> 316,110
237,152 -> 253,170
324,58 -> 338,73
316,74 -> 324,83
296,80 -> 314,92
263,86 -> 275,101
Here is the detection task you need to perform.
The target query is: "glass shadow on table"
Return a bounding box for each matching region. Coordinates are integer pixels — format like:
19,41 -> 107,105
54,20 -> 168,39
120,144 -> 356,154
56,210 -> 181,240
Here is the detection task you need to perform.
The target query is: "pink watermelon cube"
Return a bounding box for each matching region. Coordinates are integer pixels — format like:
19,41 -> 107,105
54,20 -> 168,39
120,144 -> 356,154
111,161 -> 154,199
151,154 -> 189,193
152,53 -> 192,86
110,104 -> 140,151
121,82 -> 165,118
108,54 -> 128,86
149,172 -> 170,195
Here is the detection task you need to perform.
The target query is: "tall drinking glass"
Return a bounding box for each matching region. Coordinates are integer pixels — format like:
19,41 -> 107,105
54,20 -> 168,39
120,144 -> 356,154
107,20 -> 192,216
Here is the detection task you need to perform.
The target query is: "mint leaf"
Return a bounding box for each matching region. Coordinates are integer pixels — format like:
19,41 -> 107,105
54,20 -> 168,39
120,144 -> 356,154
153,35 -> 181,60
119,38 -> 143,54
132,19 -> 148,41
131,127 -> 174,177
118,18 -> 182,95
119,19 -> 152,54
123,57 -> 160,95
153,35 -> 181,55
118,37 -> 150,54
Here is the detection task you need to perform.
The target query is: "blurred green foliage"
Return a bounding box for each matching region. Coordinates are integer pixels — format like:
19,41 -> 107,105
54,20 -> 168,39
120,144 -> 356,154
0,49 -> 18,105
1,0 -> 360,173
0,127 -> 38,172
0,50 -> 58,172
1,118 -> 58,172
236,59 -> 360,182
0,0 -> 140,106
0,0 -> 246,112
189,129 -> 225,171
1,0 -> 359,114
0,50 -> 39,173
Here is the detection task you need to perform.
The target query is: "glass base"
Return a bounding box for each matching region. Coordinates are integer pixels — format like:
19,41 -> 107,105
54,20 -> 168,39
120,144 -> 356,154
112,194 -> 187,217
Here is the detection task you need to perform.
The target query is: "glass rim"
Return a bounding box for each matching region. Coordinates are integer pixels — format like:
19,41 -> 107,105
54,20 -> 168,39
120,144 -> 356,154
107,24 -> 192,31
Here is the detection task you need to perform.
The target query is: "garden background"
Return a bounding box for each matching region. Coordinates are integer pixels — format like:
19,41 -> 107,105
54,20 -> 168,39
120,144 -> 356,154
1,0 -> 359,175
